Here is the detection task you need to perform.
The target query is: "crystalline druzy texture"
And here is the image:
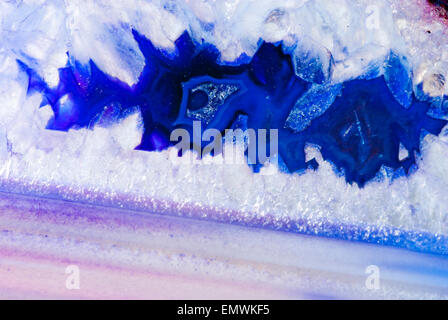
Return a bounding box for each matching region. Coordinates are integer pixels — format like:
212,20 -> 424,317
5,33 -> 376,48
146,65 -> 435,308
2,0 -> 448,255
19,30 -> 447,186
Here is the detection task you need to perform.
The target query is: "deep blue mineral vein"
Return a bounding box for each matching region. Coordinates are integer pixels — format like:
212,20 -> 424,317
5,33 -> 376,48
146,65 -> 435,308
18,31 -> 448,187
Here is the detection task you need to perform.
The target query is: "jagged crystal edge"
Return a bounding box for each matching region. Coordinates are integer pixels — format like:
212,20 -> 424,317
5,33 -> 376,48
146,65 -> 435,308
0,177 -> 447,255
18,30 -> 448,186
